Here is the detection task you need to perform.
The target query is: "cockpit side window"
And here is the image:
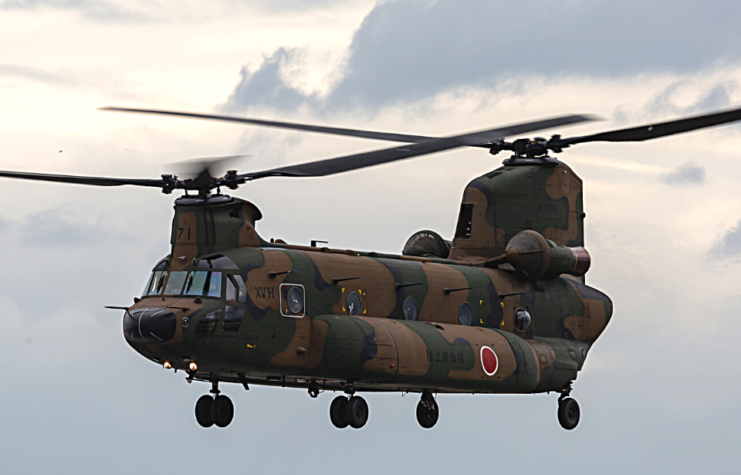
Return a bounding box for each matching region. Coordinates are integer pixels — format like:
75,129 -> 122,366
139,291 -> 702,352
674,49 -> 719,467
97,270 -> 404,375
233,275 -> 247,303
226,277 -> 237,302
143,271 -> 167,296
207,272 -> 222,298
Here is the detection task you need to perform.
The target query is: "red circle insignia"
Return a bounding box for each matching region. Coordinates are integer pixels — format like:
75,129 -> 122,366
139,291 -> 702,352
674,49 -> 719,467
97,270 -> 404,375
481,346 -> 499,376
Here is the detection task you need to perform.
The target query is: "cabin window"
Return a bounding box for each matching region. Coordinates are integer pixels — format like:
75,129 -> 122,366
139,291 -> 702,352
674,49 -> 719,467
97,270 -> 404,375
280,284 -> 305,317
233,275 -> 247,303
403,297 -> 417,321
515,308 -> 532,333
346,292 -> 361,316
458,302 -> 473,326
164,271 -> 188,295
454,204 -> 474,239
222,305 -> 244,332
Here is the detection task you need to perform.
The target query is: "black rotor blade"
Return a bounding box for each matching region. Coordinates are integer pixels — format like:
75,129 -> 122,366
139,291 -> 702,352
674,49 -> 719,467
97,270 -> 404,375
0,170 -> 165,188
100,106 -> 438,144
243,114 -> 597,180
559,106 -> 741,146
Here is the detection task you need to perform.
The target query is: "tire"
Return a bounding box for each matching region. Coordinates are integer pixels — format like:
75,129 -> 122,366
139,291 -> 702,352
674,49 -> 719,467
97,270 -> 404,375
345,396 -> 369,429
416,400 -> 439,429
557,397 -> 580,430
211,395 -> 234,428
195,395 -> 214,428
329,396 -> 349,429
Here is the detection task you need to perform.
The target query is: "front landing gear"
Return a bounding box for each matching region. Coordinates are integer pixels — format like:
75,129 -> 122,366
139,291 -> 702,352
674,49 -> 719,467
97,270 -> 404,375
329,395 -> 369,429
557,397 -> 580,430
416,391 -> 439,429
195,380 -> 234,428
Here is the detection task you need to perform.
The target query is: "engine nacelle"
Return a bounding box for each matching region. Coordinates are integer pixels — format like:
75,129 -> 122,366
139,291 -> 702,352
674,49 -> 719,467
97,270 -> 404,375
505,230 -> 590,281
402,230 -> 451,258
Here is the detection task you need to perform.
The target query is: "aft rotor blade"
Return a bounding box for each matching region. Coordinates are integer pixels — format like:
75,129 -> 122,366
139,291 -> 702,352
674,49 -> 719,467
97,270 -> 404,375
559,106 -> 741,146
0,170 -> 165,188
243,114 -> 597,179
100,106 -> 438,144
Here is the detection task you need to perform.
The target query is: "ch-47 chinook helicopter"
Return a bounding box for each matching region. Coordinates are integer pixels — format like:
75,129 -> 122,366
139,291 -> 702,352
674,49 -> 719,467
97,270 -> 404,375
2,105 -> 741,431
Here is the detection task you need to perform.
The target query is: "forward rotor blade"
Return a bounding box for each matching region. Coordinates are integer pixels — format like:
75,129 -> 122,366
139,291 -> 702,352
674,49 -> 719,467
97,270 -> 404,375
559,106 -> 741,146
0,170 -> 165,188
243,114 -> 597,180
100,106 -> 438,144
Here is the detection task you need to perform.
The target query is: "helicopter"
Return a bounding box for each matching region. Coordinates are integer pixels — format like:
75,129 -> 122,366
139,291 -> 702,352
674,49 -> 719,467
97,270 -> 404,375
2,105 -> 740,431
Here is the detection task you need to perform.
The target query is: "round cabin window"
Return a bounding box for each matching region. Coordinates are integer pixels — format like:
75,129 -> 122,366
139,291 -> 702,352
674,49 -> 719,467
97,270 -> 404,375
514,308 -> 531,333
402,297 -> 417,321
458,302 -> 473,326
287,287 -> 304,314
346,292 -> 361,316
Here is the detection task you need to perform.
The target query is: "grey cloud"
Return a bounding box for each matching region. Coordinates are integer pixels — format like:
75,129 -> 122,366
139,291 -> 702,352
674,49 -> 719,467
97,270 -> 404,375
221,48 -> 319,114
224,0 -> 741,113
12,210 -> 114,247
662,162 -> 706,186
709,219 -> 741,259
642,81 -> 738,119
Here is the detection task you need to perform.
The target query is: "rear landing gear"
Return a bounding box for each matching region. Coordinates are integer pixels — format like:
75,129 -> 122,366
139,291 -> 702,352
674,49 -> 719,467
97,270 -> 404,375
416,391 -> 439,429
557,397 -> 580,430
329,394 -> 368,429
195,380 -> 234,428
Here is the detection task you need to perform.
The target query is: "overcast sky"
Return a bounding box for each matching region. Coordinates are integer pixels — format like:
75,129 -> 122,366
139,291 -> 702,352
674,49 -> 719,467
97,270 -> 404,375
1,1 -> 741,474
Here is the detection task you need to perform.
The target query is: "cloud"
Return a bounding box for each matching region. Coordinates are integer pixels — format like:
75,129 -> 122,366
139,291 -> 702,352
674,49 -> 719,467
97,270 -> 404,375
223,0 -> 741,113
643,81 -> 739,119
0,0 -> 361,23
0,0 -> 145,22
709,220 -> 741,259
662,162 -> 706,186
221,48 -> 319,114
0,64 -> 79,86
0,210 -> 117,247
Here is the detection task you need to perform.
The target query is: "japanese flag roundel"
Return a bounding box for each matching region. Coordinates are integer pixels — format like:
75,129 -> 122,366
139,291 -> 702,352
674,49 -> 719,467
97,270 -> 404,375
480,346 -> 499,376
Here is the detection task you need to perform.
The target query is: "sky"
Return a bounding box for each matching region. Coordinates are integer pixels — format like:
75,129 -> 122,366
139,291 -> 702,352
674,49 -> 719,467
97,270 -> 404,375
1,1 -> 741,473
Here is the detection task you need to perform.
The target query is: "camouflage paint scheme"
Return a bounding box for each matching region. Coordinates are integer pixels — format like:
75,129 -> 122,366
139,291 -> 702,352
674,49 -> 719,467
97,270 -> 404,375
124,162 -> 612,395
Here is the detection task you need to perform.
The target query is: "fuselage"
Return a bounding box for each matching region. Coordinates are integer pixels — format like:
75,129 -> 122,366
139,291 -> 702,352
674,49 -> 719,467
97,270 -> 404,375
124,243 -> 612,395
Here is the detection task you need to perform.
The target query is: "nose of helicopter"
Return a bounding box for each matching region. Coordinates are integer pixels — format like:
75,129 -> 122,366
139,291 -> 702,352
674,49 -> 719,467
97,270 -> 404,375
123,308 -> 177,344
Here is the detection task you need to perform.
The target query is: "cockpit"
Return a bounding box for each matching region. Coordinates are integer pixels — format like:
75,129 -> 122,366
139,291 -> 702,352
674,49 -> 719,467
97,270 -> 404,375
141,255 -> 246,302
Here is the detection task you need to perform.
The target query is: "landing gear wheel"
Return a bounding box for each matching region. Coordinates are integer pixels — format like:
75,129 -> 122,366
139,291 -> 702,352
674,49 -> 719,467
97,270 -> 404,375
557,397 -> 580,430
329,396 -> 349,429
345,396 -> 369,429
211,395 -> 234,428
416,399 -> 439,429
195,395 -> 214,428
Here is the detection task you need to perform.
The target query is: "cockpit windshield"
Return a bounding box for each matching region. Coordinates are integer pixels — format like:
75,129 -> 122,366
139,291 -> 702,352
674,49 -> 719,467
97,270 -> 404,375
183,271 -> 222,297
164,271 -> 188,295
142,270 -> 226,298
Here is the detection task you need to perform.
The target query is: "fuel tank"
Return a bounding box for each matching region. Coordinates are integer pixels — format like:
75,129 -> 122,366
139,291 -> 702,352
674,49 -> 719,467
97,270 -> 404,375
310,315 -> 583,394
